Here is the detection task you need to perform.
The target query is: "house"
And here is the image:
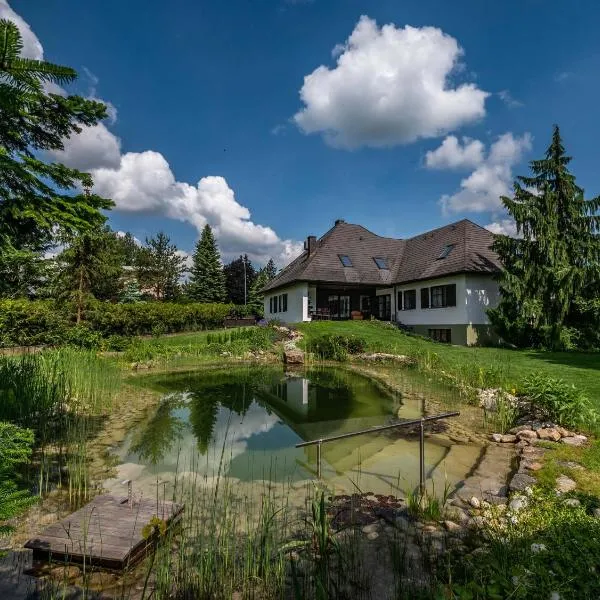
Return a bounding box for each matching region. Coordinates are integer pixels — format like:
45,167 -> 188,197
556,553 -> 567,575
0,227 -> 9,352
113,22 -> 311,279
262,219 -> 502,346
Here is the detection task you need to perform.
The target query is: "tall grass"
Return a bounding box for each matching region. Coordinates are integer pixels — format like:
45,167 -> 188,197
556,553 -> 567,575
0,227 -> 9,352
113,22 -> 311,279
0,349 -> 120,505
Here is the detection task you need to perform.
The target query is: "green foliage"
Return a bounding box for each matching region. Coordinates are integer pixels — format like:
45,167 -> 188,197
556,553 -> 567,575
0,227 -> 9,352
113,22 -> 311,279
520,372 -> 598,429
0,299 -> 248,346
445,489 -> 600,599
135,232 -> 186,301
490,126 -> 600,350
224,254 -> 256,305
0,19 -> 112,254
0,245 -> 47,299
119,279 -> 142,303
188,224 -> 226,303
310,334 -> 367,361
0,421 -> 36,534
406,481 -> 451,521
247,268 -> 270,317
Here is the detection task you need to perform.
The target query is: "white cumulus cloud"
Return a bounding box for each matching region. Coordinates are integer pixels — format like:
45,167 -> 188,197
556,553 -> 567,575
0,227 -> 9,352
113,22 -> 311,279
92,152 -> 303,264
0,0 -> 43,59
294,15 -> 489,149
425,136 -> 484,170
1,1 -> 301,267
427,132 -> 532,213
485,219 -> 519,238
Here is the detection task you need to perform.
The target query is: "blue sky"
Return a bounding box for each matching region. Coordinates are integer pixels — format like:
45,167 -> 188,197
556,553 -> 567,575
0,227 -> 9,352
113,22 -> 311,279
4,0 -> 600,265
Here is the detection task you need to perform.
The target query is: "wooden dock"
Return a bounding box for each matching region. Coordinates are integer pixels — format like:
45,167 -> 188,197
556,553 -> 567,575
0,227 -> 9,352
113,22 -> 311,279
24,495 -> 184,571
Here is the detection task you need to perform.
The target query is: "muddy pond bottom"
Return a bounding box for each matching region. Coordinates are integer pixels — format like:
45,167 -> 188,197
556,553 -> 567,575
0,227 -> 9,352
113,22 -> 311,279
105,366 -> 482,500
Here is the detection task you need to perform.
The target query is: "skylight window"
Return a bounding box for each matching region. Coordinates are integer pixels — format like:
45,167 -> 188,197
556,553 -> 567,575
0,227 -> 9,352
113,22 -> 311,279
339,254 -> 353,267
373,257 -> 389,269
438,244 -> 455,259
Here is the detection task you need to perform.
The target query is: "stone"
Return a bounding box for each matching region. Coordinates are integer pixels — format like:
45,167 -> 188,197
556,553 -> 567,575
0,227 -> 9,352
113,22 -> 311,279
517,430 -> 538,441
530,543 -> 547,553
509,473 -> 536,492
593,508 -> 600,518
508,495 -> 528,512
509,425 -> 534,435
283,350 -> 304,365
556,460 -> 584,471
557,427 -> 574,438
500,434 -> 518,443
469,496 -> 481,509
561,435 -> 588,447
491,433 -> 503,443
87,572 -> 117,587
563,498 -> 581,508
444,506 -> 470,524
361,523 -> 379,534
423,524 -> 438,533
468,516 -> 486,529
443,520 -> 462,532
524,461 -> 543,472
366,531 -> 379,540
555,475 -> 577,493
537,428 -> 562,442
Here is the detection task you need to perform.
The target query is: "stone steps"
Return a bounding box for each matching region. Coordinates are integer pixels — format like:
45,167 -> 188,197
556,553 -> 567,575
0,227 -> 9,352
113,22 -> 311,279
451,443 -> 515,505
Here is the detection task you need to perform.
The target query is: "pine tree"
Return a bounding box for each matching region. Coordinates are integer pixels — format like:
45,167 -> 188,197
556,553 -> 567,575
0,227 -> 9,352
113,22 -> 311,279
265,259 -> 277,280
489,126 -> 600,349
188,225 -> 226,303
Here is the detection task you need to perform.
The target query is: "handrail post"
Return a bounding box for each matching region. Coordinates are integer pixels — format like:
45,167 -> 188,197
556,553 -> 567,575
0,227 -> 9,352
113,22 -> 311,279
317,440 -> 322,479
419,418 -> 425,494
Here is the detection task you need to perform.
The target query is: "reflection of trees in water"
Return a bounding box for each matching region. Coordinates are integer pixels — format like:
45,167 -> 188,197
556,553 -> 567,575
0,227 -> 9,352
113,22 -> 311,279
129,395 -> 186,465
188,381 -> 260,455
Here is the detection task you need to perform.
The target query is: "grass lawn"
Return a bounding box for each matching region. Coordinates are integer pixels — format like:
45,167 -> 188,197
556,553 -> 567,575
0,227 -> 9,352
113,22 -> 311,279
297,321 -> 600,401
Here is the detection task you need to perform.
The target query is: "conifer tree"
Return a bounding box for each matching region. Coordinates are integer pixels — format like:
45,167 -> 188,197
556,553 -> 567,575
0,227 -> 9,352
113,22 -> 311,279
265,258 -> 277,280
489,126 -> 600,349
248,268 -> 270,316
188,224 -> 226,303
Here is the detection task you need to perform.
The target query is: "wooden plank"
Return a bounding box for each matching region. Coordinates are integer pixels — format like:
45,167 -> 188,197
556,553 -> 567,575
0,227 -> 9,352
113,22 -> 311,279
24,495 -> 184,571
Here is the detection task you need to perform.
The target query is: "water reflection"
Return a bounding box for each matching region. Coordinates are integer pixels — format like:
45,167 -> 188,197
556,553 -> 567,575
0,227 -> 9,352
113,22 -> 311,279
116,366 -> 467,494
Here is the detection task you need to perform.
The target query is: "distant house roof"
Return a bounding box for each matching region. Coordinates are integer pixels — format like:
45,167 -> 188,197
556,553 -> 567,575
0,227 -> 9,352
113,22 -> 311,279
263,219 -> 501,292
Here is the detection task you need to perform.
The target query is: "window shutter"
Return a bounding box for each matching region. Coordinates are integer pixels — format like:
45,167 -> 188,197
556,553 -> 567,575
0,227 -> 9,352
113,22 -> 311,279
283,294 -> 288,312
446,284 -> 456,307
421,288 -> 430,309
269,297 -> 273,313
397,292 -> 403,311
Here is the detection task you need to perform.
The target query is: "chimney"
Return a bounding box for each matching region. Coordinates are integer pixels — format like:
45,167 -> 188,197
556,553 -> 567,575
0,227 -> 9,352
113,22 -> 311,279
305,235 -> 317,256
335,219 -> 345,226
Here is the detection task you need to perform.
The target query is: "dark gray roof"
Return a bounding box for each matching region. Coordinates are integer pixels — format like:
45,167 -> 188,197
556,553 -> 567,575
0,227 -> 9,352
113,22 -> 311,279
263,219 -> 501,292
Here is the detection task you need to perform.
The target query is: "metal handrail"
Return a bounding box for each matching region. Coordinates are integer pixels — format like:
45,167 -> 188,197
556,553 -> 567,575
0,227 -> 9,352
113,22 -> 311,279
295,411 -> 460,491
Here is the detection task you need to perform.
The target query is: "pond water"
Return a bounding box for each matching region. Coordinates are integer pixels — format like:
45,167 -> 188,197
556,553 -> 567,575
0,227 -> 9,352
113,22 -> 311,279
107,366 -> 481,498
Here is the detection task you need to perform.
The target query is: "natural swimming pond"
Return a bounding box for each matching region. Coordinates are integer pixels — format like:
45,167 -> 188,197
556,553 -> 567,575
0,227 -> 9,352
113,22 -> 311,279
107,366 -> 482,498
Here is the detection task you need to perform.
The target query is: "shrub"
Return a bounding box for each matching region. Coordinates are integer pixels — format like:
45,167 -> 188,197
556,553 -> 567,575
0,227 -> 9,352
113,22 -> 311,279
520,372 -> 598,430
0,300 -> 252,347
310,334 -> 367,361
445,489 -> 600,599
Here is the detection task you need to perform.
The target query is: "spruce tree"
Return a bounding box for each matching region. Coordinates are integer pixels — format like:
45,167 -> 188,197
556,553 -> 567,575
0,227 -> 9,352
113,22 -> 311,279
489,126 -> 600,349
188,224 -> 226,303
265,258 -> 277,280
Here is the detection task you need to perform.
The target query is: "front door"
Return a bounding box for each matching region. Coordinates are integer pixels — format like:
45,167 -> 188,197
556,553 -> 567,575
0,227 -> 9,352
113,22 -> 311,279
376,295 -> 391,320
328,294 -> 351,319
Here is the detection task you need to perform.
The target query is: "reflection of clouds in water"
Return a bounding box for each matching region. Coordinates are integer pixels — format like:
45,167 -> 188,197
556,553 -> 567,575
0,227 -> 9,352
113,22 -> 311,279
197,400 -> 280,476
123,396 -> 280,483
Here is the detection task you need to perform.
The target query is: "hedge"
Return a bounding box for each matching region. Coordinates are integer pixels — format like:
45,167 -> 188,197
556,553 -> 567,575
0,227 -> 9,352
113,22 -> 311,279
0,300 -> 254,347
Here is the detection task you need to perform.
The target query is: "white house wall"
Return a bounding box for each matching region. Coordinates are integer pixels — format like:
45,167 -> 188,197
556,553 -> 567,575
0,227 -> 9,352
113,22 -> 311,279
264,282 -> 310,323
395,275 -> 468,325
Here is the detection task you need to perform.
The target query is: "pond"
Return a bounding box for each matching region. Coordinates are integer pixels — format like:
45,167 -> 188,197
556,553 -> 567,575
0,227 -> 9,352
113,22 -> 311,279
106,366 -> 482,499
